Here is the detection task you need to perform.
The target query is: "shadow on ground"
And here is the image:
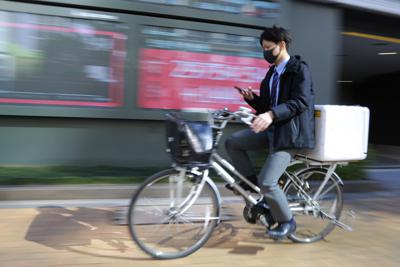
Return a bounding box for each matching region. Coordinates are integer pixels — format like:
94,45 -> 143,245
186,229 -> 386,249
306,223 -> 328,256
24,206 -> 288,260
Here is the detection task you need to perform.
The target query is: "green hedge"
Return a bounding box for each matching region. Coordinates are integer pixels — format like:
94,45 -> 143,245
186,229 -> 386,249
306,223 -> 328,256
0,147 -> 375,185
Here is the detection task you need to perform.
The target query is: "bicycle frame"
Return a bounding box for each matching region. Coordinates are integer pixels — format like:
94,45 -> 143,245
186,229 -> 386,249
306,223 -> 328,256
173,151 -> 342,210
174,151 -> 352,230
210,153 -> 262,205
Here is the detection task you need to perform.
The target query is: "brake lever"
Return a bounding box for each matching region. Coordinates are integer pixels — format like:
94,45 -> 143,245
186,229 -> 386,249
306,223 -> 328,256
240,113 -> 255,125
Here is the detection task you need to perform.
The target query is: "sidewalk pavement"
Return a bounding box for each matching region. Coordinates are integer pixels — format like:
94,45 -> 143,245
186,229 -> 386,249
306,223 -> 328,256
0,194 -> 399,267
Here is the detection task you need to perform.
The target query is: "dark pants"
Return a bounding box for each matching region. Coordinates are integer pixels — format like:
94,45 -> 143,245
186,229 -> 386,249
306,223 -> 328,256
225,128 -> 293,222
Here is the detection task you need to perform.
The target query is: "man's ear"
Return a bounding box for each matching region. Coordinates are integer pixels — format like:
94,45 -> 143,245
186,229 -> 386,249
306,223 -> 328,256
280,41 -> 287,51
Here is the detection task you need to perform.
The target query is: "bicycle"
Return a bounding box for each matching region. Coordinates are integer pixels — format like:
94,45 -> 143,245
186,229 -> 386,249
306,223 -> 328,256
128,107 -> 353,259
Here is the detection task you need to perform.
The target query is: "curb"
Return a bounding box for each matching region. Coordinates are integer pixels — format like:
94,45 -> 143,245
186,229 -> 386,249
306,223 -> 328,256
0,180 -> 386,201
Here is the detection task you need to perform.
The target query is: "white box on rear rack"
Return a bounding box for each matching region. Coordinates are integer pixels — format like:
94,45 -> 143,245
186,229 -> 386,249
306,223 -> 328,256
303,105 -> 370,162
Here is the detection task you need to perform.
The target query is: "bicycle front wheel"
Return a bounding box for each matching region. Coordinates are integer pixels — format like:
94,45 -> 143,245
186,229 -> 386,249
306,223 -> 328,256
284,167 -> 343,243
128,168 -> 220,259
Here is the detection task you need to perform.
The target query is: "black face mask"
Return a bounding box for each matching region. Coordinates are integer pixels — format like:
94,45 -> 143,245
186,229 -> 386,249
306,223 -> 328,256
263,46 -> 279,64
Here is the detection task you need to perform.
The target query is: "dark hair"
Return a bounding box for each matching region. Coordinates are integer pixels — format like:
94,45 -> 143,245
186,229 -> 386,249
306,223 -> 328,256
259,25 -> 292,50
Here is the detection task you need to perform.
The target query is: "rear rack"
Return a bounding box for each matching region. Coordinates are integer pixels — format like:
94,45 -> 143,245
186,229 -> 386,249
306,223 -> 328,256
293,154 -> 349,166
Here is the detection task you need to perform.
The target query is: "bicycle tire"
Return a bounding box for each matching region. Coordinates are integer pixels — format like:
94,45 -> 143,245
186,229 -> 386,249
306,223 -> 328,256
284,167 -> 343,243
128,168 -> 220,259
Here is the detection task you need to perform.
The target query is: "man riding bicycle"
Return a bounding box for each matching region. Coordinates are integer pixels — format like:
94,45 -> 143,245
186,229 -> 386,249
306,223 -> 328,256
225,25 -> 315,239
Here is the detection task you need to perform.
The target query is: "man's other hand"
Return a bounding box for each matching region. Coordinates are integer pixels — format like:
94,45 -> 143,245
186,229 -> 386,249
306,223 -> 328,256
251,111 -> 274,133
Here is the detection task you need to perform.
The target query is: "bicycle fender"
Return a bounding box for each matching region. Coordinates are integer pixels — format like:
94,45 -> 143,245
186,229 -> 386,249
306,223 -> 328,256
205,176 -> 222,225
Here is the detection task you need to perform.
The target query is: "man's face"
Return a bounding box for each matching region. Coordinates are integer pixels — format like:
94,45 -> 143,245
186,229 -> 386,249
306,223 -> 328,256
262,39 -> 281,57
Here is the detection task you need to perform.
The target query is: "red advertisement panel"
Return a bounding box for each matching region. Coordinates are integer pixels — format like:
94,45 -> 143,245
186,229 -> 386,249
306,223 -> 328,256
138,49 -> 270,111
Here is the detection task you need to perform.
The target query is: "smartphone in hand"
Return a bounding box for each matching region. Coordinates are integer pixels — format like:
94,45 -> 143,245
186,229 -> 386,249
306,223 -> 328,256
234,86 -> 247,94
234,86 -> 254,101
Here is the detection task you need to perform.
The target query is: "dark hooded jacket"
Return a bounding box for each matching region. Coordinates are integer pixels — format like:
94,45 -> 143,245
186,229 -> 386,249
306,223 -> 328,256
246,55 -> 315,150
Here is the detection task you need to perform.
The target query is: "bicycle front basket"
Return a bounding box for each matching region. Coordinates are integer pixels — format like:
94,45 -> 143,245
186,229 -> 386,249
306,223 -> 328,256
165,113 -> 213,165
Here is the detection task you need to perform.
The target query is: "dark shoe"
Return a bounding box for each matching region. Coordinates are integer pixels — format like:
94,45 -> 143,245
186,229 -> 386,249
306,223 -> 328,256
267,217 -> 296,240
243,199 -> 275,227
225,175 -> 258,193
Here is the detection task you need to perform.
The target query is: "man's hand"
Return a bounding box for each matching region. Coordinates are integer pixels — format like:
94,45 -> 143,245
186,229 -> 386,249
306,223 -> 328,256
251,111 -> 274,133
241,87 -> 254,101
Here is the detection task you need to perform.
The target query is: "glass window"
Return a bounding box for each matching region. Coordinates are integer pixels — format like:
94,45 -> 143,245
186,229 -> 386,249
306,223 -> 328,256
0,11 -> 127,107
123,0 -> 280,19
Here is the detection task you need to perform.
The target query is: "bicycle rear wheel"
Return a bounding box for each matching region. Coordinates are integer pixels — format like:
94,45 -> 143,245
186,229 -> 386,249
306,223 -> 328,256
128,168 -> 220,259
283,167 -> 343,243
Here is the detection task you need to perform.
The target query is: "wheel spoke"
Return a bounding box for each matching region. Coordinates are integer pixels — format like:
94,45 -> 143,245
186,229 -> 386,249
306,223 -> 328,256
316,182 -> 337,201
284,169 -> 343,243
128,169 -> 219,259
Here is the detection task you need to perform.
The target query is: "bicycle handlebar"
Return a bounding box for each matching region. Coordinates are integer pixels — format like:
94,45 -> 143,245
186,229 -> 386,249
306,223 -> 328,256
211,107 -> 255,126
